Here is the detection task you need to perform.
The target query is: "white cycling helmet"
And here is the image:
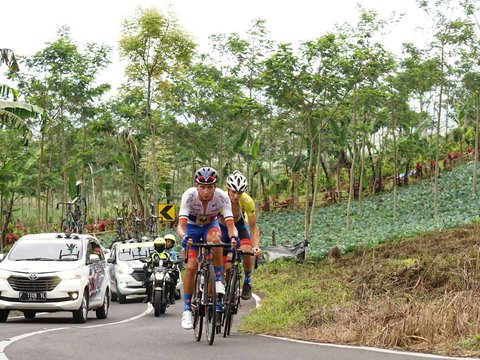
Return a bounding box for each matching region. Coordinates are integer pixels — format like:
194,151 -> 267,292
226,170 -> 248,192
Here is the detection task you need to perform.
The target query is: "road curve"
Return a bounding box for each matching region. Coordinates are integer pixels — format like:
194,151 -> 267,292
0,296 -> 475,360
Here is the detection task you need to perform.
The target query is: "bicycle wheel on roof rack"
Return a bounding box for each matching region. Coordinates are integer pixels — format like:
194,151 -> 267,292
193,271 -> 203,342
61,218 -> 72,235
77,197 -> 87,233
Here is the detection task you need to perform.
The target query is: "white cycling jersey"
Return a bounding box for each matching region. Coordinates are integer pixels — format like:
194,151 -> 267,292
179,187 -> 234,226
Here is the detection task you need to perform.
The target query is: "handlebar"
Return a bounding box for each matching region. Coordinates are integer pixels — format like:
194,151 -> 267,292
185,242 -> 231,264
190,242 -> 231,248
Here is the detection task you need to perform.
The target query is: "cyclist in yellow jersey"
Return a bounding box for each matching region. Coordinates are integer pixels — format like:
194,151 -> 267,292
219,170 -> 262,300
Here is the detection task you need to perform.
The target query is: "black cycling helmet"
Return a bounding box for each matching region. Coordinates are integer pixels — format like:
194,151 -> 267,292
194,167 -> 218,185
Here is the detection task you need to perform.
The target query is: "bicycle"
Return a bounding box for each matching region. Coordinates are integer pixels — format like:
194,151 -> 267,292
114,206 -> 126,242
57,180 -> 87,235
221,246 -> 254,337
188,241 -> 230,345
146,202 -> 158,239
131,205 -> 144,240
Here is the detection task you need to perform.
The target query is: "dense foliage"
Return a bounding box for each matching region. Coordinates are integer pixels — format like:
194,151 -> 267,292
258,163 -> 480,258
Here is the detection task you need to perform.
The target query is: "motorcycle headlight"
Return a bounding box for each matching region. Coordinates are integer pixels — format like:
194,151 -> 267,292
60,269 -> 82,280
155,272 -> 164,281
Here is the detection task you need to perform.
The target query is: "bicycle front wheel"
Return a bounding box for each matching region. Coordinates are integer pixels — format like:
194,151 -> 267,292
192,271 -> 203,342
204,265 -> 217,345
223,268 -> 239,337
61,219 -> 71,234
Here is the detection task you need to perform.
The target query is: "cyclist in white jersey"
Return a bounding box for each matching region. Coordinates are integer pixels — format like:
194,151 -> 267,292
177,167 -> 237,330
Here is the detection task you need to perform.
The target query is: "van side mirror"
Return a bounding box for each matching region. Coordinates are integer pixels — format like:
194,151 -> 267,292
107,257 -> 115,264
89,254 -> 100,262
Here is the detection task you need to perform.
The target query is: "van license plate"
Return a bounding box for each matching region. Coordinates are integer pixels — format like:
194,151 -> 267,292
19,291 -> 47,301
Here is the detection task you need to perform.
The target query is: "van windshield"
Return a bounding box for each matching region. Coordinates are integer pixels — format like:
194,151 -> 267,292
9,239 -> 83,261
118,243 -> 153,261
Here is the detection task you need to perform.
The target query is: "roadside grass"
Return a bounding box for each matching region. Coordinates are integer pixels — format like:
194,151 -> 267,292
241,223 -> 480,357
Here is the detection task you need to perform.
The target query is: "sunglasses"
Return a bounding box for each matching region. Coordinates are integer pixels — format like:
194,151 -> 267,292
196,176 -> 216,183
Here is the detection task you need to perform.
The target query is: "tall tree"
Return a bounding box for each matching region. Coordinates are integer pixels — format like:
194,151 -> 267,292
119,6 -> 195,212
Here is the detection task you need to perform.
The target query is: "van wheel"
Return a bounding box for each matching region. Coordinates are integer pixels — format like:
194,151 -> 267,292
23,310 -> 36,319
73,290 -> 88,323
96,289 -> 110,319
0,309 -> 9,322
110,288 -> 117,302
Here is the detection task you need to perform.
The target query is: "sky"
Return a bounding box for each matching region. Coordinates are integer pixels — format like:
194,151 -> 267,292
2,0 -> 432,91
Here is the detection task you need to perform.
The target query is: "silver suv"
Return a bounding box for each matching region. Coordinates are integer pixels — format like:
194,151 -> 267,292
0,233 -> 110,323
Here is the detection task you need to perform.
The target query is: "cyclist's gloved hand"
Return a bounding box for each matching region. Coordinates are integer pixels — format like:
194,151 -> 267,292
182,235 -> 192,248
230,236 -> 239,247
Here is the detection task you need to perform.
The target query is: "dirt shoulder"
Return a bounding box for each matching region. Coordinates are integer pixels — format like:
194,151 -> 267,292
242,223 -> 480,358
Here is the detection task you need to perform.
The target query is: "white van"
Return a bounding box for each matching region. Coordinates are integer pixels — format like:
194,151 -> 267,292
0,233 -> 110,323
107,240 -> 153,303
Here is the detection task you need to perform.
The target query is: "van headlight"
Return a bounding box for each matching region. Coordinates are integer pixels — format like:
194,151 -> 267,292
118,264 -> 133,275
60,269 -> 82,280
0,269 -> 10,279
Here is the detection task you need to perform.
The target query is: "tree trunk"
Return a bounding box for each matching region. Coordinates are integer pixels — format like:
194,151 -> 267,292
309,133 -> 323,233
392,113 -> 398,220
434,42 -> 445,227
346,107 -> 357,231
473,93 -> 479,195
2,194 -> 15,244
36,131 -> 45,232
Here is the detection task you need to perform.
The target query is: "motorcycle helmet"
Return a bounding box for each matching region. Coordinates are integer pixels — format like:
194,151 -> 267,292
153,237 -> 166,253
226,170 -> 248,192
194,167 -> 218,185
164,233 -> 176,248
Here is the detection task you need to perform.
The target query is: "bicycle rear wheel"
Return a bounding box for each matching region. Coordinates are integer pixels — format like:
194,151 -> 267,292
74,198 -> 87,233
223,268 -> 240,337
61,219 -> 71,234
192,271 -> 203,342
204,265 -> 216,345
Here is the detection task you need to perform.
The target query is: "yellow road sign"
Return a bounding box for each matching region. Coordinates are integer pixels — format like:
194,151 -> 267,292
158,204 -> 176,222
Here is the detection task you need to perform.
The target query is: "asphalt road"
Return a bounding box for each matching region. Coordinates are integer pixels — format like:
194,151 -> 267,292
0,296 -> 475,360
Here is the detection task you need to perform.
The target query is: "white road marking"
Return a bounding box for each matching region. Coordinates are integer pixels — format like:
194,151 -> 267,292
0,305 -> 152,360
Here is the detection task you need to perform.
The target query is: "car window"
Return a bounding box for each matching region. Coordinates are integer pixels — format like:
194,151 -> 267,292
118,243 -> 153,261
88,240 -> 104,260
9,239 -> 83,261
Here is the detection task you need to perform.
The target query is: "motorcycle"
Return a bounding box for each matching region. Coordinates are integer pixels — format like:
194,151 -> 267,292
147,260 -> 175,317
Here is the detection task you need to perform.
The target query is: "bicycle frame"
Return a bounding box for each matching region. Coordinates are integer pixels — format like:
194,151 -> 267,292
57,193 -> 87,235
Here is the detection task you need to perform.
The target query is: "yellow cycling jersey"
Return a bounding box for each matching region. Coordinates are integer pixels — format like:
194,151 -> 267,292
238,192 -> 256,218
219,191 -> 256,224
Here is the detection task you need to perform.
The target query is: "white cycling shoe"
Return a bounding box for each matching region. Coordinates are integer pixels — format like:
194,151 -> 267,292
215,280 -> 225,295
182,310 -> 193,329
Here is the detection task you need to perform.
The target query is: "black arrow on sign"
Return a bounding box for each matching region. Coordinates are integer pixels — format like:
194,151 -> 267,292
160,205 -> 174,221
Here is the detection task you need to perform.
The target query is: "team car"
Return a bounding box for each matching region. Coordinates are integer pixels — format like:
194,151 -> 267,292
0,233 -> 110,323
107,240 -> 154,303
107,239 -> 182,303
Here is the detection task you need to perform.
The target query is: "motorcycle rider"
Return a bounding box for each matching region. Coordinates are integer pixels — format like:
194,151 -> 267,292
143,237 -> 174,303
164,233 -> 180,303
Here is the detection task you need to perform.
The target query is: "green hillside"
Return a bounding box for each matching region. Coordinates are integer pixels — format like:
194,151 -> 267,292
258,163 -> 480,258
